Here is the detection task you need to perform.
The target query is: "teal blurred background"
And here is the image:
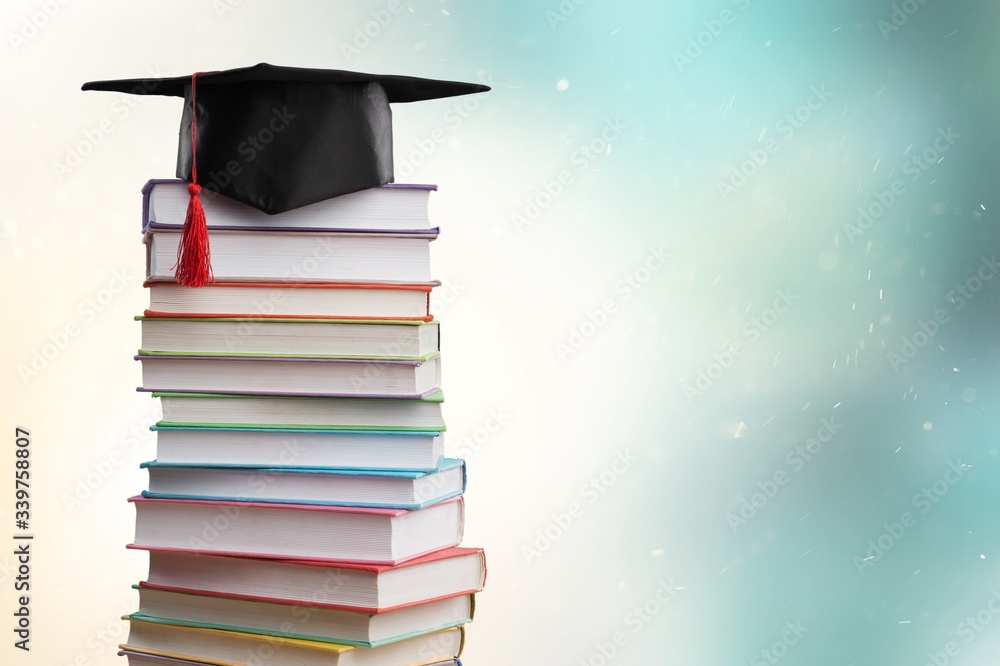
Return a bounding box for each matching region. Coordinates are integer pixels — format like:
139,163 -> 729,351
3,0 -> 999,664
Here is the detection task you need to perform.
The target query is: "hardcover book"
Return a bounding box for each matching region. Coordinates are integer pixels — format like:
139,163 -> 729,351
145,229 -> 435,283
134,546 -> 486,613
152,426 -> 445,471
138,317 -> 440,358
120,619 -> 463,666
140,458 -> 466,509
131,585 -> 474,647
155,390 -> 446,431
143,179 -> 438,233
120,653 -> 463,666
145,281 -> 435,320
136,353 -> 442,398
130,495 -> 465,564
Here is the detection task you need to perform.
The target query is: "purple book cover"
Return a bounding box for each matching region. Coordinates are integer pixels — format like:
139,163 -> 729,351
141,178 -> 439,234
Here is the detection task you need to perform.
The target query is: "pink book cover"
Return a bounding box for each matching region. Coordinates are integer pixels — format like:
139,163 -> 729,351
128,545 -> 487,612
128,495 -> 464,565
128,544 -> 484,573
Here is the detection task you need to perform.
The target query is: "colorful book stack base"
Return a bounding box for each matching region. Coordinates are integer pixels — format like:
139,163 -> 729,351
117,176 -> 485,665
84,64 -> 490,666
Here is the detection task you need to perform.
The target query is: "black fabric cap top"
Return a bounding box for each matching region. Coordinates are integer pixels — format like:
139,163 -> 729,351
82,63 -> 491,214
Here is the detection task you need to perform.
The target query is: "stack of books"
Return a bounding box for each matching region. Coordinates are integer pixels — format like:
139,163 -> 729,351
120,180 -> 485,666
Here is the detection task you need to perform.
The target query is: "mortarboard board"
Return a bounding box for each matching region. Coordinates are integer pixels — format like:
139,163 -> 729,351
82,63 -> 490,286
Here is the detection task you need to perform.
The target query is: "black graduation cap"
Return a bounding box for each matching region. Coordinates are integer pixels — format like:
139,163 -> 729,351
82,63 -> 490,286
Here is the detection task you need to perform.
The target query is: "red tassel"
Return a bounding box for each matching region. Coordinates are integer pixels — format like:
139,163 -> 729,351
173,71 -> 213,287
173,183 -> 213,287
